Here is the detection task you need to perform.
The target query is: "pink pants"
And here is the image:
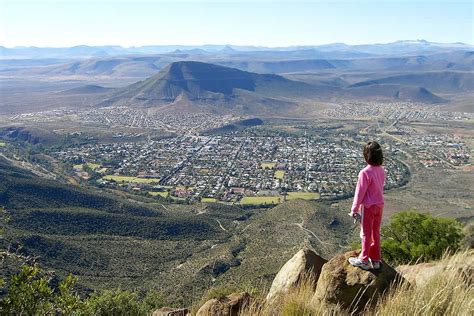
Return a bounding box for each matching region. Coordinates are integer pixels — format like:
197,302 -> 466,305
359,204 -> 383,262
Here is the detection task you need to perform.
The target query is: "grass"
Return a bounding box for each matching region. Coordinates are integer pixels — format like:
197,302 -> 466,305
261,162 -> 276,169
368,250 -> 474,316
0,142 -> 6,147
97,168 -> 108,174
86,163 -> 101,170
238,273 -> 342,316
274,170 -> 285,179
103,175 -> 160,184
170,196 -> 186,201
73,163 -> 100,171
201,197 -> 218,203
175,185 -> 193,191
240,196 -> 281,205
286,192 -> 320,201
238,251 -> 473,316
148,191 -> 169,198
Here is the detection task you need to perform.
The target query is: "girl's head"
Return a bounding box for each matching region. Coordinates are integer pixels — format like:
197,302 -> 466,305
363,141 -> 384,166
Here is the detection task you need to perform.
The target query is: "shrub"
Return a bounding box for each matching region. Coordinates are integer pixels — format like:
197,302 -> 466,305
0,265 -> 164,315
381,211 -> 464,264
0,265 -> 82,315
81,289 -> 144,316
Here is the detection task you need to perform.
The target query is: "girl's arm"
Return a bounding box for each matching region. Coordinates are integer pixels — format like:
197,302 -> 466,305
350,170 -> 369,214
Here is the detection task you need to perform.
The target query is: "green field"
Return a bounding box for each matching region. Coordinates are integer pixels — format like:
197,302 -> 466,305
171,196 -> 186,201
286,192 -> 320,201
97,168 -> 108,174
240,196 -> 281,205
154,185 -> 173,190
261,162 -> 276,169
275,170 -> 285,179
103,175 -> 160,184
86,163 -> 101,170
148,191 -> 169,198
201,197 -> 218,203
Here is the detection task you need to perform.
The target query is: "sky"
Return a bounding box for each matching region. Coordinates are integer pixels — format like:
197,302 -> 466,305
0,0 -> 472,47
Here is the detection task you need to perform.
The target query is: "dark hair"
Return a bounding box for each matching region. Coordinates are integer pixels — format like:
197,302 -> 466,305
363,141 -> 384,166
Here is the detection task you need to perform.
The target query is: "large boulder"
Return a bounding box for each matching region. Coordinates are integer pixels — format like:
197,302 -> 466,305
397,250 -> 473,287
196,292 -> 251,316
152,307 -> 189,316
311,250 -> 403,313
396,262 -> 445,287
266,248 -> 327,304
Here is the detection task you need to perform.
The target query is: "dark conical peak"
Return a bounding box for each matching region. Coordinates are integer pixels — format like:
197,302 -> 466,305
162,61 -> 246,77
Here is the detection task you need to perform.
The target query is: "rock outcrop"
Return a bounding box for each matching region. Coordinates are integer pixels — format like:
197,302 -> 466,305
196,292 -> 252,316
397,250 -> 473,287
311,250 -> 403,312
266,248 -> 327,304
152,307 -> 189,316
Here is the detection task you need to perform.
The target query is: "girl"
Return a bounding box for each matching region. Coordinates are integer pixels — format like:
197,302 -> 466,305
348,141 -> 385,270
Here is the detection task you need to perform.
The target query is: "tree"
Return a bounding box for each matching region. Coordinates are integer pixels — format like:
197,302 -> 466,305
381,211 -> 464,264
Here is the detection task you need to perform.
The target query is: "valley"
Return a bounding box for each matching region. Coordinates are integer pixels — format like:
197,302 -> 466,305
0,41 -> 473,306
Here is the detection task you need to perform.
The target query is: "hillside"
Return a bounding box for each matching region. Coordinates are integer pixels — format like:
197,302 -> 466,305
345,84 -> 446,103
61,84 -> 113,94
350,71 -> 474,93
218,59 -> 336,73
99,61 -> 459,112
0,156 -> 353,304
100,61 -> 321,115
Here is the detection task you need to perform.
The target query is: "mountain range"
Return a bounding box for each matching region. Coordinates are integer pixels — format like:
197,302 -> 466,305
1,40 -> 472,59
1,50 -> 472,78
1,41 -> 473,115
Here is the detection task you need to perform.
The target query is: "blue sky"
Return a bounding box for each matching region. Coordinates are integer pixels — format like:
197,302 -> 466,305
0,0 -> 472,47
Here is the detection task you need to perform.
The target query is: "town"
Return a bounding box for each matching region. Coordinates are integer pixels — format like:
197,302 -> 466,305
4,104 -> 470,206
53,132 -> 411,205
320,102 -> 473,122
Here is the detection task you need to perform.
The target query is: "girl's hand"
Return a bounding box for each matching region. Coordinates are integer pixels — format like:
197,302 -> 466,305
348,212 -> 361,224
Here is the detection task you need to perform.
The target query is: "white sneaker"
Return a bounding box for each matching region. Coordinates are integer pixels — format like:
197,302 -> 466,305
348,257 -> 371,270
372,260 -> 381,270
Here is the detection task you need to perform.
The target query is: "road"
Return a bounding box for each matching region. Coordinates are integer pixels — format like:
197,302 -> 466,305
159,138 -> 211,185
215,219 -> 228,232
292,219 -> 334,253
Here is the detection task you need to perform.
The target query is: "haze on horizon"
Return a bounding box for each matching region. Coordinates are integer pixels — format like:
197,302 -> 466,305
0,0 -> 472,48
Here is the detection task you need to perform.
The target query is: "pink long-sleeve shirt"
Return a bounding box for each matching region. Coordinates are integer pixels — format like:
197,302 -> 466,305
351,164 -> 385,214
